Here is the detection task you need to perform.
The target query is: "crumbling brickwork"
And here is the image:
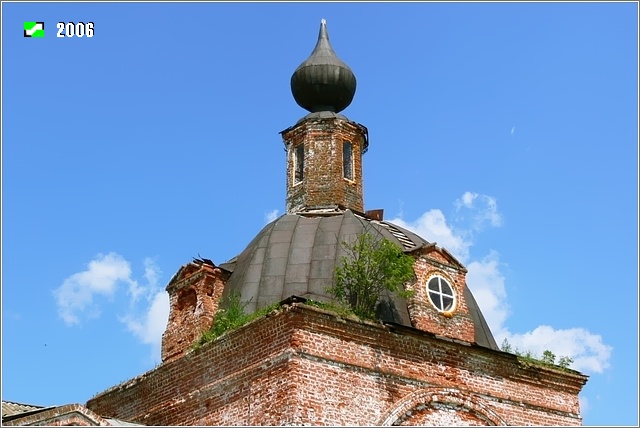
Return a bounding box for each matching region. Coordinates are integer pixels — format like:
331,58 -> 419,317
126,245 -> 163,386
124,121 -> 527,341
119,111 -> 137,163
87,304 -> 587,426
161,261 -> 229,363
282,117 -> 367,214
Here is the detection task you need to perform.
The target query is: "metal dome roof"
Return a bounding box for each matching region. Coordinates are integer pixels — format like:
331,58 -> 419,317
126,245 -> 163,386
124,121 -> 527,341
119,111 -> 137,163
219,210 -> 499,350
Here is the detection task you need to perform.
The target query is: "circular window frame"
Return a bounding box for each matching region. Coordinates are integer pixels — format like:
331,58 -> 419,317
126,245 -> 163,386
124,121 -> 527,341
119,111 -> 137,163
426,273 -> 457,315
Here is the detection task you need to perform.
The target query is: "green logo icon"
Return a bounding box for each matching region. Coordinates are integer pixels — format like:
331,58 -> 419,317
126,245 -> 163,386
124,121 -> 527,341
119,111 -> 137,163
24,22 -> 44,38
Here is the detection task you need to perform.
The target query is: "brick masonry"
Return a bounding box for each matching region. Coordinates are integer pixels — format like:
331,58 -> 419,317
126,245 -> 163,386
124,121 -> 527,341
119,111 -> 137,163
408,247 -> 476,345
282,117 -> 367,214
87,304 -> 587,426
161,262 -> 229,363
162,245 -> 484,364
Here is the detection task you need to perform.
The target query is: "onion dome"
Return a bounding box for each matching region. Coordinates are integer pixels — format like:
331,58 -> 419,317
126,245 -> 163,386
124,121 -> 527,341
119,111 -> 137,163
291,19 -> 357,113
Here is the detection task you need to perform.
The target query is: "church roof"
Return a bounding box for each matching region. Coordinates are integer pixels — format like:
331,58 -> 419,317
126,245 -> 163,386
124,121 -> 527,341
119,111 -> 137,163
1,401 -> 144,426
219,210 -> 499,350
2,400 -> 47,419
215,18 -> 498,353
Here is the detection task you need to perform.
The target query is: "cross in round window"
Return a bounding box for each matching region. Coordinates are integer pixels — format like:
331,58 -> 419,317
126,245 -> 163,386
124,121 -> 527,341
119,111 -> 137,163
427,275 -> 456,312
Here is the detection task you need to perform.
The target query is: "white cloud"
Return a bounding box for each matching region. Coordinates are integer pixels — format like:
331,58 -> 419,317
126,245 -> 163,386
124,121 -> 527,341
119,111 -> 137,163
127,278 -> 144,304
123,256 -> 162,304
265,209 -> 279,223
465,251 -> 510,339
143,257 -> 160,289
54,252 -> 134,325
119,257 -> 169,361
500,326 -> 612,374
454,192 -> 502,230
390,209 -> 472,263
459,191 -> 477,208
120,291 -> 170,360
393,192 -> 612,376
55,253 -> 169,360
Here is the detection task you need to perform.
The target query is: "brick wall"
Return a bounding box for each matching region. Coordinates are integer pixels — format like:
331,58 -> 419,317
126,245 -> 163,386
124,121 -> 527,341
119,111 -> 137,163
161,261 -> 229,363
408,247 -> 476,344
87,304 -> 586,426
282,117 -> 367,214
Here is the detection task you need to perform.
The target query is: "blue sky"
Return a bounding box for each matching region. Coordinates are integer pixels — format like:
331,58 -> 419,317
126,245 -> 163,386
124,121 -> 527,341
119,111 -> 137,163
2,1 -> 638,426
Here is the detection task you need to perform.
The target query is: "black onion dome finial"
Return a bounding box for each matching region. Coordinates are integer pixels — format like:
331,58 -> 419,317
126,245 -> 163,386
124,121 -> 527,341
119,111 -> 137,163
291,19 -> 357,113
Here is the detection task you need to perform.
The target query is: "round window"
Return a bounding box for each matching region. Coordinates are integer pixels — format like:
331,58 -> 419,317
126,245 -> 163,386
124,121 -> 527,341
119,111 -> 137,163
427,275 -> 456,313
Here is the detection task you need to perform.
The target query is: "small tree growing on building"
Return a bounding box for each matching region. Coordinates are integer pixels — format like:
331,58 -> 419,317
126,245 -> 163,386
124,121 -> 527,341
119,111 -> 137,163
500,338 -> 575,371
327,231 -> 415,320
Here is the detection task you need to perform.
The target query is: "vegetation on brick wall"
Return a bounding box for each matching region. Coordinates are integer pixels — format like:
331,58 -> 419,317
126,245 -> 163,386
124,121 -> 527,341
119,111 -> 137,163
501,338 -> 575,371
327,231 -> 415,321
304,299 -> 355,318
193,292 -> 280,349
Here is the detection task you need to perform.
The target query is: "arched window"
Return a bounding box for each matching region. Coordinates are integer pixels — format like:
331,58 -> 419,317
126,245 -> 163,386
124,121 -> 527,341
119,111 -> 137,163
343,141 -> 353,180
294,143 -> 304,184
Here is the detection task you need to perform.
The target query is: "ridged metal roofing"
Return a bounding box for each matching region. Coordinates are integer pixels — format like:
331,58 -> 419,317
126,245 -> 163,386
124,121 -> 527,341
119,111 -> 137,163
220,210 -> 499,350
2,401 -> 45,418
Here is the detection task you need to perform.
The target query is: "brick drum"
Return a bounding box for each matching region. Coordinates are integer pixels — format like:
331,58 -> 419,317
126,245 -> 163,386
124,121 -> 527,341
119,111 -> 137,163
282,117 -> 368,214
